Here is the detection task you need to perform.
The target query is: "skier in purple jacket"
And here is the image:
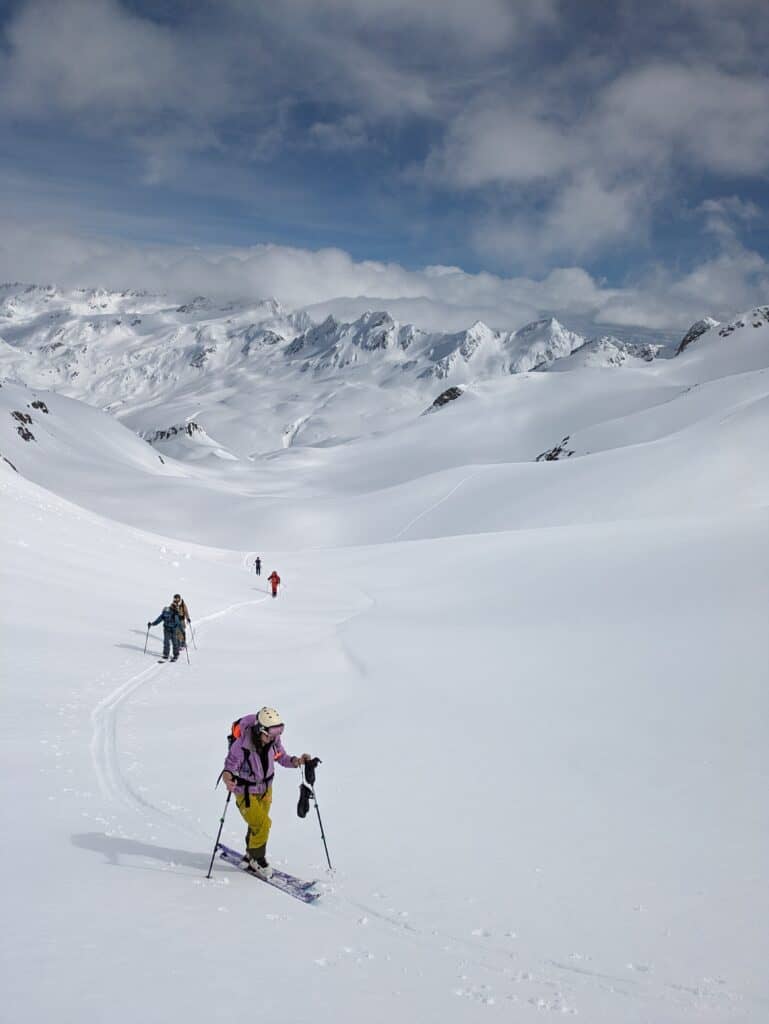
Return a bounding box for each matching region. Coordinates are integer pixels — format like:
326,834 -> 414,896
222,707 -> 313,878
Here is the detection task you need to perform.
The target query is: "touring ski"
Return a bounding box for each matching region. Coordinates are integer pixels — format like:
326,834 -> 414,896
217,843 -> 320,903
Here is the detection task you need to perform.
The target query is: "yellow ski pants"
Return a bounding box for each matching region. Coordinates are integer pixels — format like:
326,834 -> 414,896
236,789 -> 273,852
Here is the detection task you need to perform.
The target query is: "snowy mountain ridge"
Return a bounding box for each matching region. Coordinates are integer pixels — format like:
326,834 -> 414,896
3,299 -> 767,542
0,281 -> 657,395
1,282 -> 764,456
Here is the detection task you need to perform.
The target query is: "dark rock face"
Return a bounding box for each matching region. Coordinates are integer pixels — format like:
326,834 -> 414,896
423,386 -> 464,414
536,436 -> 574,462
190,346 -> 214,368
142,422 -> 203,444
11,410 -> 35,441
718,306 -> 769,337
676,318 -> 718,355
10,404 -> 47,440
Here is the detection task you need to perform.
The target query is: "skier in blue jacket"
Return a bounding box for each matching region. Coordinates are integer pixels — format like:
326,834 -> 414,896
148,604 -> 183,661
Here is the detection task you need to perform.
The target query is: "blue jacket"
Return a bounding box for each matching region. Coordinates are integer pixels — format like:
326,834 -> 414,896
151,607 -> 182,631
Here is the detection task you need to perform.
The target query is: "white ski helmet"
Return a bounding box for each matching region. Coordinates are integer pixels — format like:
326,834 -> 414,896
257,706 -> 284,731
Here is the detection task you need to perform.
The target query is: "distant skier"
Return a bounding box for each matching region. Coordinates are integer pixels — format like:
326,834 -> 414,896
254,557 -> 261,576
222,707 -> 314,877
148,602 -> 183,662
268,570 -> 280,598
171,593 -> 191,648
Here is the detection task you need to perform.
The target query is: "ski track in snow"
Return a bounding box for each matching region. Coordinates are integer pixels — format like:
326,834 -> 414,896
392,468 -> 488,541
90,663 -> 175,820
85,554 -> 750,1021
90,594 -> 267,834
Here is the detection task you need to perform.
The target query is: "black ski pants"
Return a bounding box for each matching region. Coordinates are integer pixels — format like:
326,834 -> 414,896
162,626 -> 180,659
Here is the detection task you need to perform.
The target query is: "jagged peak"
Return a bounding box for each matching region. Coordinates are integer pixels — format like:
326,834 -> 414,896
358,310 -> 396,328
513,315 -> 564,337
676,317 -> 719,355
465,320 -> 494,339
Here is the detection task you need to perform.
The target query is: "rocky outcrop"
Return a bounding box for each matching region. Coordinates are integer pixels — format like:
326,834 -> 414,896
676,318 -> 719,355
423,386 -> 464,414
11,410 -> 35,441
718,306 -> 769,337
141,422 -> 204,444
536,436 -> 574,462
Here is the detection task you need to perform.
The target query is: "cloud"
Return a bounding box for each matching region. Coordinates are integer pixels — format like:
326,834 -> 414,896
219,0 -> 546,123
308,115 -> 371,151
246,0 -> 552,62
599,64 -> 769,178
0,0 -> 231,122
1,221 -> 766,337
698,195 -> 762,245
0,0 -> 766,288
420,56 -> 769,265
597,246 -> 769,329
0,0 -> 238,178
423,104 -> 576,188
473,173 -> 650,267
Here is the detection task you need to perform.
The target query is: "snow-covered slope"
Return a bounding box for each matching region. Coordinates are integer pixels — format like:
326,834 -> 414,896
0,283 -> 670,454
1,303 -> 767,550
1,290 -> 768,1024
0,379 -> 172,480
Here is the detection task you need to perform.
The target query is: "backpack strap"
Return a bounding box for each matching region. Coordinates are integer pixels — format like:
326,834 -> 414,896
239,746 -> 253,806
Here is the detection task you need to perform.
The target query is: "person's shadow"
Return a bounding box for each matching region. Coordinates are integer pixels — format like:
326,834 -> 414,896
117,628 -> 160,655
72,832 -> 222,877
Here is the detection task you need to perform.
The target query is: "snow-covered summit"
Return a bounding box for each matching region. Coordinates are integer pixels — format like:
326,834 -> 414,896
675,307 -> 769,356
504,316 -> 586,372
0,285 -> 598,396
551,335 -> 664,371
676,316 -> 720,355
3,282 -> 764,456
717,305 -> 769,338
0,286 -> 599,451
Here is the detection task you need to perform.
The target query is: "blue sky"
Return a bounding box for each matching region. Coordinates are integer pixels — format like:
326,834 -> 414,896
0,0 -> 767,332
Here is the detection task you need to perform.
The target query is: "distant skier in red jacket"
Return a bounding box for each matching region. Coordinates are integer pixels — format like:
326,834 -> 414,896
268,570 -> 281,598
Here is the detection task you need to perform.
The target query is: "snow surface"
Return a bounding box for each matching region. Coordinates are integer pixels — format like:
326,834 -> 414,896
0,284 -> 677,457
1,297 -> 768,1023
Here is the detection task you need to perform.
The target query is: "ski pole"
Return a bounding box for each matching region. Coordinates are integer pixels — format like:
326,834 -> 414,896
143,627 -> 150,655
205,791 -> 232,879
190,624 -> 197,650
302,760 -> 333,872
184,641 -> 191,665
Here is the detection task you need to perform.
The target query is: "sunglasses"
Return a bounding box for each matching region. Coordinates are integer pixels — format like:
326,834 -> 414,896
261,724 -> 284,739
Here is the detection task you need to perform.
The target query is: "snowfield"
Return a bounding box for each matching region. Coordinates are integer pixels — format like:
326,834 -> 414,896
1,293 -> 768,1023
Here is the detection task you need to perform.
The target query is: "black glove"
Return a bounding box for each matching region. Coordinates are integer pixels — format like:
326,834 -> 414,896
297,758 -> 321,818
304,757 -> 320,786
297,783 -> 311,818
147,622 -> 152,629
